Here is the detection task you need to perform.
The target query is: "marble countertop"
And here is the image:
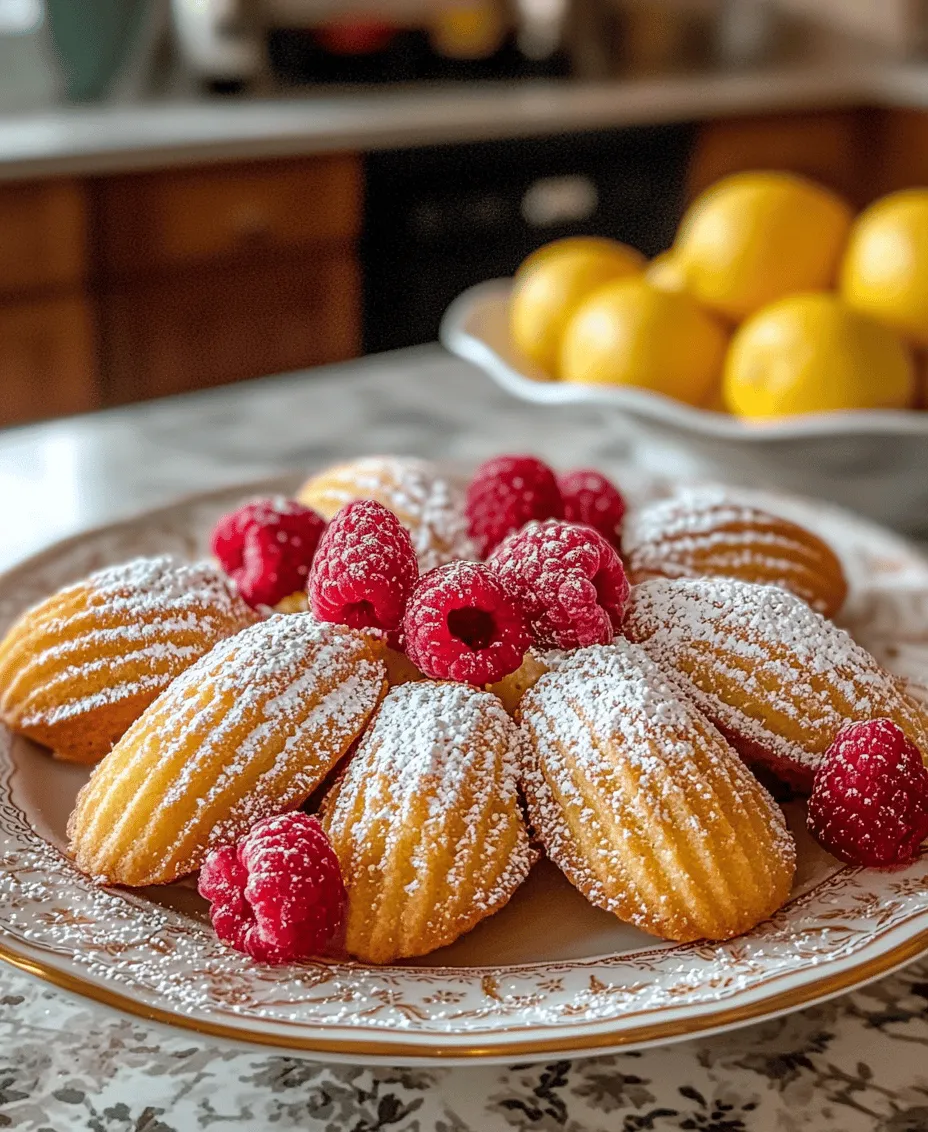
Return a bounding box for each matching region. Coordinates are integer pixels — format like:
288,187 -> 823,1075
2,346 -> 928,1131
3,50 -> 928,182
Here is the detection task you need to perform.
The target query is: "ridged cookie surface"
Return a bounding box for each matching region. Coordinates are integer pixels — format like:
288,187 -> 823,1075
520,641 -> 795,942
68,614 -> 386,885
0,556 -> 257,763
297,456 -> 474,570
322,680 -> 535,963
625,576 -> 928,790
624,491 -> 847,618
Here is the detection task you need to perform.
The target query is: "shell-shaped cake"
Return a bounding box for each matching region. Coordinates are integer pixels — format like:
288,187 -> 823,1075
520,641 -> 795,942
625,576 -> 928,790
68,614 -> 386,886
487,649 -> 553,716
321,681 -> 535,963
297,456 -> 474,570
0,556 -> 257,764
623,491 -> 848,618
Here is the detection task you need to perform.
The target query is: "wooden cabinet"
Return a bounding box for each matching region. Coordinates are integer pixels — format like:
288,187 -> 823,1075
99,253 -> 360,404
0,155 -> 363,426
0,178 -> 95,426
687,109 -> 877,206
0,179 -> 88,296
0,295 -> 96,424
92,153 -> 363,406
869,109 -> 928,196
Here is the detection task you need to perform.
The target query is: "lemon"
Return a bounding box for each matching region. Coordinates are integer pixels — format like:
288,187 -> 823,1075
724,292 -> 915,419
517,236 -> 644,277
560,276 -> 728,405
510,240 -> 644,376
645,251 -> 691,294
674,171 -> 853,322
841,189 -> 928,345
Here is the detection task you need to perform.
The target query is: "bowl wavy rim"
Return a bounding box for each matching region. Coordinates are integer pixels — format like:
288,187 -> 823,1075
440,280 -> 928,443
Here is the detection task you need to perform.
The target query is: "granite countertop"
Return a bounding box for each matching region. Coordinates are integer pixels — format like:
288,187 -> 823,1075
2,47 -> 928,183
1,345 -> 928,1131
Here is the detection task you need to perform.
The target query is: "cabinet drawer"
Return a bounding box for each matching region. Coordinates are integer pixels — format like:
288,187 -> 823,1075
95,155 -> 362,278
0,295 -> 96,425
0,180 -> 88,296
99,251 -> 360,404
873,109 -> 928,196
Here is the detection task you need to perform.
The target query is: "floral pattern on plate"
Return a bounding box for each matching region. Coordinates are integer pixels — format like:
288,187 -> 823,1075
1,477 -> 928,1064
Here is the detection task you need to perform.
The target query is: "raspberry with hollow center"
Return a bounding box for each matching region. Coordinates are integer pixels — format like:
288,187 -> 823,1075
308,499 -> 419,633
465,454 -> 564,558
210,498 -> 327,609
403,561 -> 531,685
198,813 -> 346,964
807,718 -> 928,867
557,468 -> 626,549
489,519 -> 629,650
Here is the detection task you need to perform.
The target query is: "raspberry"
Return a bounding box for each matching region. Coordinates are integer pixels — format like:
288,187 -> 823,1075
198,813 -> 346,964
308,500 -> 418,633
465,455 -> 563,558
808,719 -> 928,867
210,498 -> 326,609
489,520 -> 630,650
557,469 -> 626,549
403,561 -> 531,685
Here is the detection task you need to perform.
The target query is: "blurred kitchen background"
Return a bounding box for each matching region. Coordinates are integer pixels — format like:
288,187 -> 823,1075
3,0 -> 928,428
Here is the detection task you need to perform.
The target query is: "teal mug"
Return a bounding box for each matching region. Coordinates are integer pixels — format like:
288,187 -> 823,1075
46,0 -> 151,101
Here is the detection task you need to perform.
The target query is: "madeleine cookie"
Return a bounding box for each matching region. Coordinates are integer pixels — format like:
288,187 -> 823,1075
520,641 -> 795,943
68,615 -> 386,886
0,556 -> 257,764
322,681 -> 535,963
625,576 -> 928,790
624,491 -> 848,618
297,456 -> 474,570
487,649 -> 553,716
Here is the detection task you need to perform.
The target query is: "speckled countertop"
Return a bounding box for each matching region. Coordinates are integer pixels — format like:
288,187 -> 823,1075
1,46 -> 928,182
1,345 -> 928,1131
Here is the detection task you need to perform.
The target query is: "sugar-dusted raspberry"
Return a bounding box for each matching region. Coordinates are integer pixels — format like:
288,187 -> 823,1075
489,520 -> 629,650
465,454 -> 563,558
403,561 -> 530,685
210,498 -> 326,609
557,469 -> 626,549
808,719 -> 928,867
308,499 -> 419,633
198,813 -> 346,964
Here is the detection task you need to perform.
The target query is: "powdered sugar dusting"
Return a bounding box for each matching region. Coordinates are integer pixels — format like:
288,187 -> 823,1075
624,577 -> 926,784
69,613 -> 386,884
520,640 -> 794,933
624,489 -> 756,549
325,681 -> 534,945
623,491 -> 846,615
85,555 -> 245,617
308,457 -> 475,570
3,555 -> 255,737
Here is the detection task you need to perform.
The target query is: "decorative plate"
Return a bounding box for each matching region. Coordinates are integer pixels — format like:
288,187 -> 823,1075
440,281 -> 928,534
2,473 -> 928,1067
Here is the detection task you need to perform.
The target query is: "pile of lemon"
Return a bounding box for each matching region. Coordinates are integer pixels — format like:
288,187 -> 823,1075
509,171 -> 928,419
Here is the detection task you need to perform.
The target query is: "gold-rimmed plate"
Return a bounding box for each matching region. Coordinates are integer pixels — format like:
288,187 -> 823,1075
2,473 -> 928,1066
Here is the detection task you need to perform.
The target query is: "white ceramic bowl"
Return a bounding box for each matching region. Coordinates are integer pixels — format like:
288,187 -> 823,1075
440,280 -> 928,535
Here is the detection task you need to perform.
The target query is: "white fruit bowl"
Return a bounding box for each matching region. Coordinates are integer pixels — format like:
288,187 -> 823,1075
440,280 -> 928,535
